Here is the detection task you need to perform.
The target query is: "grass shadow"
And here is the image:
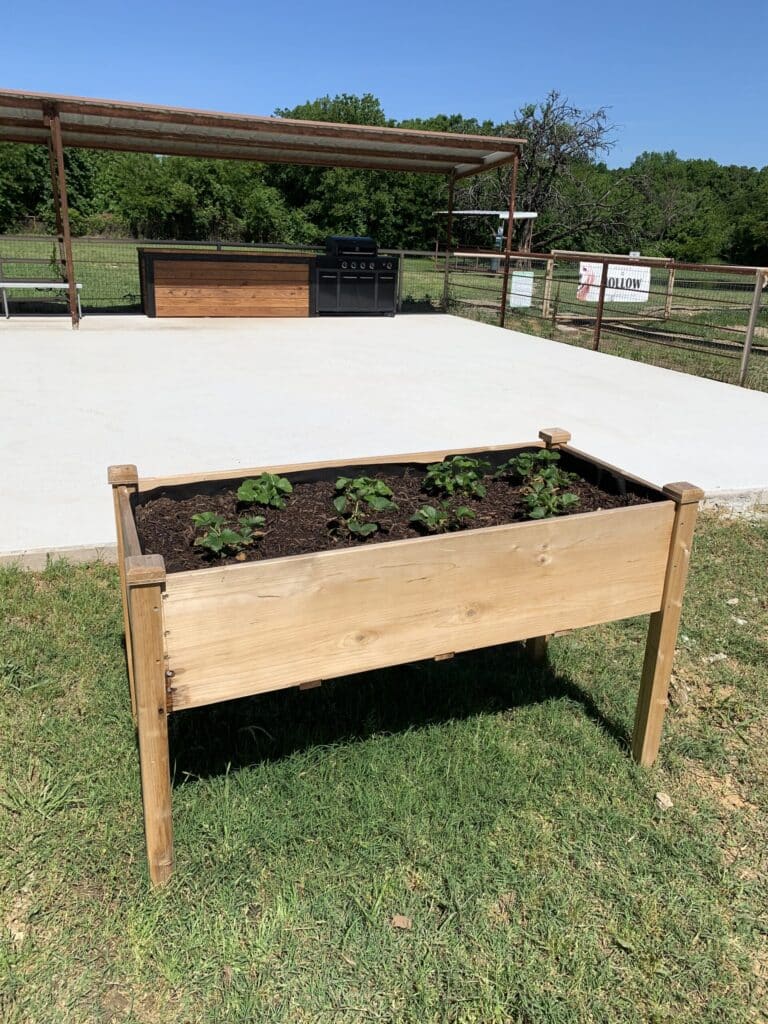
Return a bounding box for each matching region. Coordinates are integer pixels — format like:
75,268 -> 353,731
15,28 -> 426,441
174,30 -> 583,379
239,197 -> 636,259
167,644 -> 630,785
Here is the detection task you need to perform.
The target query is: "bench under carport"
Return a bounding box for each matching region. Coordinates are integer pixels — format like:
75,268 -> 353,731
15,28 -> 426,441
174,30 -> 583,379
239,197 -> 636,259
1,280 -> 83,318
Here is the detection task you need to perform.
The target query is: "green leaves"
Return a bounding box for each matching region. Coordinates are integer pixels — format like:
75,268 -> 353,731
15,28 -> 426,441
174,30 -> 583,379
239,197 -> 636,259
237,473 -> 293,509
410,504 -> 448,532
192,511 -> 224,530
410,502 -> 476,534
333,476 -> 398,538
192,511 -> 265,556
497,448 -> 580,521
424,456 -> 491,498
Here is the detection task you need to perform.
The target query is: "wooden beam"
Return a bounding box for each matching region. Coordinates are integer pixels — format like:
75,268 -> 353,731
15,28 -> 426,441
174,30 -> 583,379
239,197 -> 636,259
631,482 -> 704,766
0,115 -> 486,164
499,152 -> 520,329
126,554 -> 173,885
442,173 -> 455,310
0,89 -> 524,153
109,467 -> 140,722
45,105 -> 79,328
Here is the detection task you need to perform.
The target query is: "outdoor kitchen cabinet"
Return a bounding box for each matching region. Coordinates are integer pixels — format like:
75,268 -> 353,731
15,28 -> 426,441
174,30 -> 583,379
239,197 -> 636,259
138,249 -> 314,317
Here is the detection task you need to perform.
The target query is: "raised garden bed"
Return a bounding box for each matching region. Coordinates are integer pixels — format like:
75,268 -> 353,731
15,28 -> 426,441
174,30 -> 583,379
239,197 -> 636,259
109,429 -> 703,884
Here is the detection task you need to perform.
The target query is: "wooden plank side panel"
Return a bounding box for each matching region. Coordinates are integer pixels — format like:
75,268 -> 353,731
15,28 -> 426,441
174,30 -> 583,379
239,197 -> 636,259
138,440 -> 546,491
151,258 -> 310,317
153,264 -> 309,284
163,502 -> 675,710
154,302 -> 309,317
154,287 -> 308,301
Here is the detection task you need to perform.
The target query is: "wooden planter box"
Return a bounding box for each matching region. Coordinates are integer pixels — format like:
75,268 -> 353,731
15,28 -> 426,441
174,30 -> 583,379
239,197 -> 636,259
109,429 -> 703,884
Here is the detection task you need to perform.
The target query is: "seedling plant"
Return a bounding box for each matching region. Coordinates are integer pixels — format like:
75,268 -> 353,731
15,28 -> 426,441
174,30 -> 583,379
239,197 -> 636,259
497,448 -> 580,519
237,473 -> 293,509
192,511 -> 265,555
333,477 -> 398,537
411,501 -> 476,533
424,456 -> 491,498
188,450 -> 584,560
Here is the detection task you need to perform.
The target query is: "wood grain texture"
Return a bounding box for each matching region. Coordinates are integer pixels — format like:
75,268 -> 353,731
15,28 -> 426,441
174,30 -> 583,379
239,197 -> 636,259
153,265 -> 309,283
154,286 -> 308,299
128,573 -> 173,885
631,497 -> 700,766
137,439 -> 545,491
111,484 -> 138,721
151,258 -> 309,317
108,463 -> 139,486
538,428 -> 571,448
116,487 -> 141,558
162,501 -> 675,711
126,553 -> 166,584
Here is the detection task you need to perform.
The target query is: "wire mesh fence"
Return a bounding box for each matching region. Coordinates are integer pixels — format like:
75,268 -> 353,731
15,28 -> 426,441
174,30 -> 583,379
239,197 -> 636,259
1,234 -> 765,391
0,236 -> 324,315
445,250 -> 768,391
0,235 -> 446,317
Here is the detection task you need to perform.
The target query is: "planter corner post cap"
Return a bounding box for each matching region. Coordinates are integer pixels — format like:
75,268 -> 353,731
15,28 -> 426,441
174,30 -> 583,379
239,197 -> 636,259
126,554 -> 166,585
108,464 -> 139,486
538,428 -> 571,448
662,482 -> 705,505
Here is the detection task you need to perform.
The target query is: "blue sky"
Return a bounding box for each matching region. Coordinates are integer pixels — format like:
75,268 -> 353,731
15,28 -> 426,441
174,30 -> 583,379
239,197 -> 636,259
3,0 -> 766,169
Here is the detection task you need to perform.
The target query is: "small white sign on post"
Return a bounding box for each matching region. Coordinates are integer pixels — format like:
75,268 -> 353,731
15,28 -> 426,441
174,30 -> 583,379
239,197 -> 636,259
577,261 -> 651,303
508,270 -> 534,308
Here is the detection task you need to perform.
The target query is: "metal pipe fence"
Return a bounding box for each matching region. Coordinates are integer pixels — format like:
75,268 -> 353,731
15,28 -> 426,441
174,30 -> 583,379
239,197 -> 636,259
445,249 -> 768,391
1,234 -> 765,391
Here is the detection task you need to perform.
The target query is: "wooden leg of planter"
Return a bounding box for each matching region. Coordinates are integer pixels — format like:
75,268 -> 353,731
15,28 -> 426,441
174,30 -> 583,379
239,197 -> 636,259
631,483 -> 704,767
109,465 -> 139,725
527,636 -> 548,662
127,555 -> 173,886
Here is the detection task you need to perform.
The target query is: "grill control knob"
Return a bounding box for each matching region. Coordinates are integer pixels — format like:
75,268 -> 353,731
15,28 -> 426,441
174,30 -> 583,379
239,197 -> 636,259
386,261 -> 393,269
341,261 -> 348,269
351,261 -> 357,269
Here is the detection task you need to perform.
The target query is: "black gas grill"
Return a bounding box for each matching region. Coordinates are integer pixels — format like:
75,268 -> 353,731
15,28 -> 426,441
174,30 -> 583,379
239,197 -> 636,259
314,236 -> 398,315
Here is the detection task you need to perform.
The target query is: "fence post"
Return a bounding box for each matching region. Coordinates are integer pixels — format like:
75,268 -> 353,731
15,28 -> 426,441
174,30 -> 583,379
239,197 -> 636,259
396,250 -> 404,312
664,265 -> 675,320
592,260 -> 609,351
442,251 -> 452,312
552,282 -> 560,334
499,253 -> 512,328
738,268 -> 767,387
541,256 -> 554,319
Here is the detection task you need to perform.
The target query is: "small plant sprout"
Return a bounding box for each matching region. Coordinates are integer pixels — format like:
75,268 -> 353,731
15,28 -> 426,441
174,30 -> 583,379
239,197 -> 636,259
237,473 -> 293,509
496,448 -> 580,519
192,510 -> 265,555
333,476 -> 398,537
498,448 -> 571,486
424,455 -> 491,498
524,483 -> 580,520
410,502 -> 476,533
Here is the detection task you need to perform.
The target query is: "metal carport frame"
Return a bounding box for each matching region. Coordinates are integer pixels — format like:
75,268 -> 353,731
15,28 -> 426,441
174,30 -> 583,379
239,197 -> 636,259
0,88 -> 525,327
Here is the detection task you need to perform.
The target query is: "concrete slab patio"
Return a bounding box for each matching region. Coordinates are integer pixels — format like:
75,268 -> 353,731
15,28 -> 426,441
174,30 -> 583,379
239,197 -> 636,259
2,313 -> 768,566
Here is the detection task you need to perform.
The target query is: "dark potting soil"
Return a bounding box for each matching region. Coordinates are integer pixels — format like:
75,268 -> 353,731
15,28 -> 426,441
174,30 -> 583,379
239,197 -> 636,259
134,464 -> 654,574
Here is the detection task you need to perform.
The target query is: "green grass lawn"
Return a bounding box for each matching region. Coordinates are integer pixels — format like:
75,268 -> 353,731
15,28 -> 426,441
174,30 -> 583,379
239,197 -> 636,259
1,513 -> 766,1023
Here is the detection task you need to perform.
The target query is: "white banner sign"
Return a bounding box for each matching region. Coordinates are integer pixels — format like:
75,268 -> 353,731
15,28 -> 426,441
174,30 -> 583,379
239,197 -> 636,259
508,270 -> 534,308
577,261 -> 651,303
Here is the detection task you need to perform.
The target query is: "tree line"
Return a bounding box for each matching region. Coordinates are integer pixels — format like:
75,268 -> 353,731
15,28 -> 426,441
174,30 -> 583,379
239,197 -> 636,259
0,91 -> 765,265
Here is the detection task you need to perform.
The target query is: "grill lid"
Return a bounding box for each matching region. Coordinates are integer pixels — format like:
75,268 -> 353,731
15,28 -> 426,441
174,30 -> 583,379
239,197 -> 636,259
324,235 -> 377,257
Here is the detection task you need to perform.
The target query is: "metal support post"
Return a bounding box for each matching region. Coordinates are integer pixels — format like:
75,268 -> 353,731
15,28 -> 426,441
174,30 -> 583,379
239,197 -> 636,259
499,151 -> 520,328
738,268 -> 767,387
